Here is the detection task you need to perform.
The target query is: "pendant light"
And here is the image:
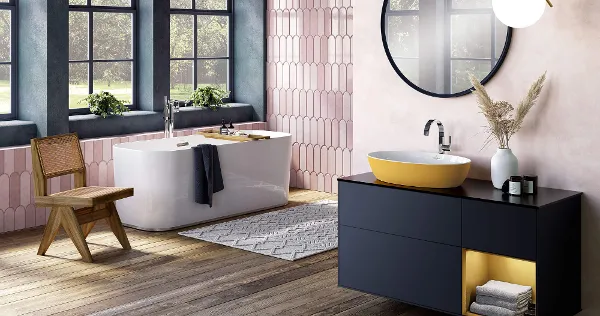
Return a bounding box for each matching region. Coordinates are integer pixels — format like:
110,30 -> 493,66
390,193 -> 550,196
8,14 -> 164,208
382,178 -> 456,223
492,0 -> 553,28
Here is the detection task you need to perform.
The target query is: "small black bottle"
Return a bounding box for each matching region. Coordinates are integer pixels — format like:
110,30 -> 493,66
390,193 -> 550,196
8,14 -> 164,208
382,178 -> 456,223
219,119 -> 229,135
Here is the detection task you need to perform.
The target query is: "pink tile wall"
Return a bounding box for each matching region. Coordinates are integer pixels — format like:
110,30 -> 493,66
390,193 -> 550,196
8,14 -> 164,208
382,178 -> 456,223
0,122 -> 265,234
267,0 -> 353,194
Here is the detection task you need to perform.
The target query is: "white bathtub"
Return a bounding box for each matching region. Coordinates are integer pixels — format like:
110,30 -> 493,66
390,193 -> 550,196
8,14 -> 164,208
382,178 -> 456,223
113,131 -> 292,231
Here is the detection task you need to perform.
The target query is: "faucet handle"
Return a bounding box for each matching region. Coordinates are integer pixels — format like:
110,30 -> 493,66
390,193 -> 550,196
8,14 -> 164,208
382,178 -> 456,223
441,136 -> 452,152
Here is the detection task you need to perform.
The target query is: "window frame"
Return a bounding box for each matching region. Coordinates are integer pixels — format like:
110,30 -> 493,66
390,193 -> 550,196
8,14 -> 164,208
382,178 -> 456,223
0,0 -> 17,121
68,0 -> 138,115
169,0 -> 234,103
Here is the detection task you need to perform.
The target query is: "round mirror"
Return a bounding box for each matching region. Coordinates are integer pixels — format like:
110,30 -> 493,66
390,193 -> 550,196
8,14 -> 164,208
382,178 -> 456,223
381,0 -> 512,98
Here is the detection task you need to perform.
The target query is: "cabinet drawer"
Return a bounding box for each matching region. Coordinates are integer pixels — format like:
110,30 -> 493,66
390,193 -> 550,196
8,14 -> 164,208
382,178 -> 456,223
338,226 -> 462,315
462,199 -> 537,261
338,181 -> 461,246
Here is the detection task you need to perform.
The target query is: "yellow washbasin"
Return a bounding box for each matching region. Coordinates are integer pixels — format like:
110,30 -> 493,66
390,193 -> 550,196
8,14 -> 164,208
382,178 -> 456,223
368,151 -> 471,188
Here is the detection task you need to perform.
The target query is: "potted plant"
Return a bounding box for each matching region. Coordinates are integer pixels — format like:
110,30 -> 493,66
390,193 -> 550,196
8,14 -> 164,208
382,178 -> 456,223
80,91 -> 129,118
189,86 -> 230,111
469,72 -> 547,189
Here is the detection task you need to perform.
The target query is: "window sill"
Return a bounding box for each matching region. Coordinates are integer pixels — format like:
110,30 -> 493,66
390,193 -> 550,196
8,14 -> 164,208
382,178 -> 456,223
69,103 -> 254,139
0,120 -> 38,148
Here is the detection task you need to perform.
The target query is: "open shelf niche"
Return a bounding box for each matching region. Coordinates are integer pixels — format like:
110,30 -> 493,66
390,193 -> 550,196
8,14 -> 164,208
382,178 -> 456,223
462,249 -> 536,316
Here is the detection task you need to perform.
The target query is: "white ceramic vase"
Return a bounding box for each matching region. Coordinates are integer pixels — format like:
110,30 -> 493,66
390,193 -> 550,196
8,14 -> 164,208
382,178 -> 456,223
491,148 -> 518,189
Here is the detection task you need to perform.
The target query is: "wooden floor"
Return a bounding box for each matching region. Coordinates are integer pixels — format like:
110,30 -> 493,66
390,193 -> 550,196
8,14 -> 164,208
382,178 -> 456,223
0,189 -> 445,316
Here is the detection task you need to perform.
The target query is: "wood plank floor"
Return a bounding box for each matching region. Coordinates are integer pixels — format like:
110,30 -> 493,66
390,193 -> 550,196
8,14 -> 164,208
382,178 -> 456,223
0,189 -> 446,316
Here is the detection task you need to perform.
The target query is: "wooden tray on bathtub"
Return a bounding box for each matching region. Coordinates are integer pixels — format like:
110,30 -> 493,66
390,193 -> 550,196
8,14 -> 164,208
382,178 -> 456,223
197,131 -> 271,142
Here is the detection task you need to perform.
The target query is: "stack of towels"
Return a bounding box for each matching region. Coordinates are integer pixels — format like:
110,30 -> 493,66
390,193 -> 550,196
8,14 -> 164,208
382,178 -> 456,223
470,280 -> 533,316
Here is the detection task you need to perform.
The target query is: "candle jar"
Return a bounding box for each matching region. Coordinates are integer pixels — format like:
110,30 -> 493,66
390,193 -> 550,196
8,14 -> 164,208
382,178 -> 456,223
509,176 -> 523,196
523,175 -> 538,195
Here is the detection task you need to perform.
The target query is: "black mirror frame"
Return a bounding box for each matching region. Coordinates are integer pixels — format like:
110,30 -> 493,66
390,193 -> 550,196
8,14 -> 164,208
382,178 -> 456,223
380,0 -> 513,98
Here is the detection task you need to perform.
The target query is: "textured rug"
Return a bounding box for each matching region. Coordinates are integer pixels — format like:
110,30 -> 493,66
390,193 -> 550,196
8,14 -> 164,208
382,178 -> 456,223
179,200 -> 338,261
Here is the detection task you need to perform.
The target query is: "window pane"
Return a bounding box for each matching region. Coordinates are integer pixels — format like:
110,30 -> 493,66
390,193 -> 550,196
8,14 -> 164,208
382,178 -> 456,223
195,0 -> 227,10
170,60 -> 193,101
197,15 -> 229,58
93,12 -> 132,60
69,0 -> 87,5
170,14 -> 194,58
171,0 -> 192,9
387,16 -> 419,58
93,61 -> 132,104
197,59 -> 227,91
69,12 -> 88,61
451,14 -> 491,58
452,0 -> 492,9
393,58 -> 418,86
495,17 -> 509,57
69,63 -> 89,109
0,64 -> 9,114
91,0 -> 131,7
451,60 -> 491,93
390,0 -> 418,11
0,10 -> 10,63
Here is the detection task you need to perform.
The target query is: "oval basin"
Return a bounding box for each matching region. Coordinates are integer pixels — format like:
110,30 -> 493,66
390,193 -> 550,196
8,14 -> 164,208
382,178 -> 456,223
368,151 -> 471,188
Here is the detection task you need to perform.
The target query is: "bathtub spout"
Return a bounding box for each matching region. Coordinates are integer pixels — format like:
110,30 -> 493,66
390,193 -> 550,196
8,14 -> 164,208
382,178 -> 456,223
164,96 -> 180,138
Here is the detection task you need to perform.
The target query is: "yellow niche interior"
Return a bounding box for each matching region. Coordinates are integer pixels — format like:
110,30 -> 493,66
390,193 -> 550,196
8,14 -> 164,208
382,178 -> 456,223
462,249 -> 536,316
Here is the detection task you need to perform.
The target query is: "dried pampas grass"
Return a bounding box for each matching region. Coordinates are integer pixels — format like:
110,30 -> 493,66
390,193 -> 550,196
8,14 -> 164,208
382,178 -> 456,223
469,72 -> 546,149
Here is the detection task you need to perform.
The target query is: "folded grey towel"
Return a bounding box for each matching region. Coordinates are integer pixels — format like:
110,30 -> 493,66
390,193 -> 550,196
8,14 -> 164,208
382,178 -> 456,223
477,295 -> 529,311
470,302 -> 528,316
476,280 -> 532,302
193,144 -> 224,207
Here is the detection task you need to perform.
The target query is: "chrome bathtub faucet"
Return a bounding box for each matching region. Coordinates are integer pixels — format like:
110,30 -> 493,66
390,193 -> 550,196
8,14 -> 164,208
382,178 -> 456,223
424,119 -> 451,154
164,96 -> 181,139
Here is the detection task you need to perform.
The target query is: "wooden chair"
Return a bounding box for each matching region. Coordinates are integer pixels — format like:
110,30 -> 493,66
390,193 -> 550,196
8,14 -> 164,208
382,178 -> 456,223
31,133 -> 133,263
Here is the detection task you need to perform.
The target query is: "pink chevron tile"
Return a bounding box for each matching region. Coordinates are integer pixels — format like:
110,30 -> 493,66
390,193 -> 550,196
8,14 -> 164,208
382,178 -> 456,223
343,148 -> 351,176
108,160 -> 115,187
331,64 -> 340,92
268,11 -> 277,35
325,174 -> 332,193
303,89 -> 311,117
324,119 -> 332,147
310,172 -> 318,190
327,91 -> 336,119
296,170 -> 304,188
84,141 -> 94,164
303,117 -> 311,142
282,115 -> 290,133
276,62 -> 284,88
328,147 -> 336,174
26,204 -> 36,228
310,118 -> 319,144
331,119 -> 340,147
267,63 -> 276,88
290,10 -> 298,36
310,8 -> 319,36
289,169 -> 297,187
276,10 -> 283,35
318,173 -> 325,191
317,63 -> 325,90
289,117 -> 297,143
303,10 -> 311,36
303,171 -> 311,189
339,120 -> 347,148
296,64 -> 304,90
93,140 -> 103,163
280,89 -> 287,115
295,117 -> 303,143
332,175 -> 339,194
299,144 -> 307,170
0,150 -> 4,174
335,36 -> 344,64
314,36 -> 321,64
14,206 -> 25,230
331,8 -> 339,36
325,64 -> 332,93
336,148 -> 343,175
286,90 -> 294,114
317,8 -> 325,35
313,146 -> 322,173
268,114 -> 277,131
14,148 -> 26,173
0,174 -> 8,210
36,207 -> 46,226
343,92 -> 351,121
4,149 -> 14,174
306,37 -> 314,64
120,136 -> 129,144
343,36 -> 352,64
347,121 -> 353,149
271,88 -> 280,115
347,7 -> 353,36
303,63 -> 311,92
335,92 -> 344,120
292,143 -> 300,169
282,63 -> 290,90
292,90 -> 300,116
310,90 -> 318,118
321,146 -> 329,174
276,115 -> 284,132
339,8 -> 347,36
324,8 -> 332,36
283,10 -> 290,35
99,161 -> 108,187
322,92 -> 329,119
317,118 -> 325,146
4,208 -> 14,232
267,37 -> 274,62
306,145 -> 318,172
340,64 -> 347,92
9,172 -> 20,209
290,64 -> 298,89
347,64 -> 353,93
89,163 -> 99,187
297,9 -> 305,36
286,36 -> 294,61
20,172 -> 30,207
60,174 -> 71,192
310,63 -> 318,90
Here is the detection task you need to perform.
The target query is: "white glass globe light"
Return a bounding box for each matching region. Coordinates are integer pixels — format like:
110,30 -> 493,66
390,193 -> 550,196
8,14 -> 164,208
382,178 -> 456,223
492,0 -> 546,28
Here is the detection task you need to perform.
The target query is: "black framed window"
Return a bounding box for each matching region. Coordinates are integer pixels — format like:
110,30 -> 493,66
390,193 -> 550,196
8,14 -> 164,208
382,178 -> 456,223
385,0 -> 506,94
68,0 -> 136,114
169,0 -> 232,102
0,0 -> 15,120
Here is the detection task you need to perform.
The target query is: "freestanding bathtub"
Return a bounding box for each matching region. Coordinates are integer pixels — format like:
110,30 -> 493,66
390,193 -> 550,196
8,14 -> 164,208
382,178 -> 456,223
113,130 -> 292,231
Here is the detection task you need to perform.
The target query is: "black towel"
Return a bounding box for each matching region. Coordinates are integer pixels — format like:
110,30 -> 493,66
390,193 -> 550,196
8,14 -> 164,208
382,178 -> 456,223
193,144 -> 224,207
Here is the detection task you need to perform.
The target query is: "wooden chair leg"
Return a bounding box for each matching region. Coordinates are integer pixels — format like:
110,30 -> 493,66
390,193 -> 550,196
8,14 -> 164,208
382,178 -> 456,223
106,202 -> 131,250
60,207 -> 94,263
37,207 -> 62,256
81,221 -> 96,239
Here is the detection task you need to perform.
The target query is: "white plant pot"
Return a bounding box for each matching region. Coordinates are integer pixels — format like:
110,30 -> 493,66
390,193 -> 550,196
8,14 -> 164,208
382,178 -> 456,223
491,148 -> 519,189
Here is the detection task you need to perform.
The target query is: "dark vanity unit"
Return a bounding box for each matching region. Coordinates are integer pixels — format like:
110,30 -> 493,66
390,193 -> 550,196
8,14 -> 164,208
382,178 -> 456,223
338,173 -> 582,316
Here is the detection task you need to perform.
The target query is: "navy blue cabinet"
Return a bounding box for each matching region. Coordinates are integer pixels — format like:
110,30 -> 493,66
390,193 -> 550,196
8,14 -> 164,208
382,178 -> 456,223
338,173 -> 582,316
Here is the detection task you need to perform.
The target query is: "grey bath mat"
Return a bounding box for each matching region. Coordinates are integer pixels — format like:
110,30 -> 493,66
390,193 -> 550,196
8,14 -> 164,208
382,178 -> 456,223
178,200 -> 338,261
